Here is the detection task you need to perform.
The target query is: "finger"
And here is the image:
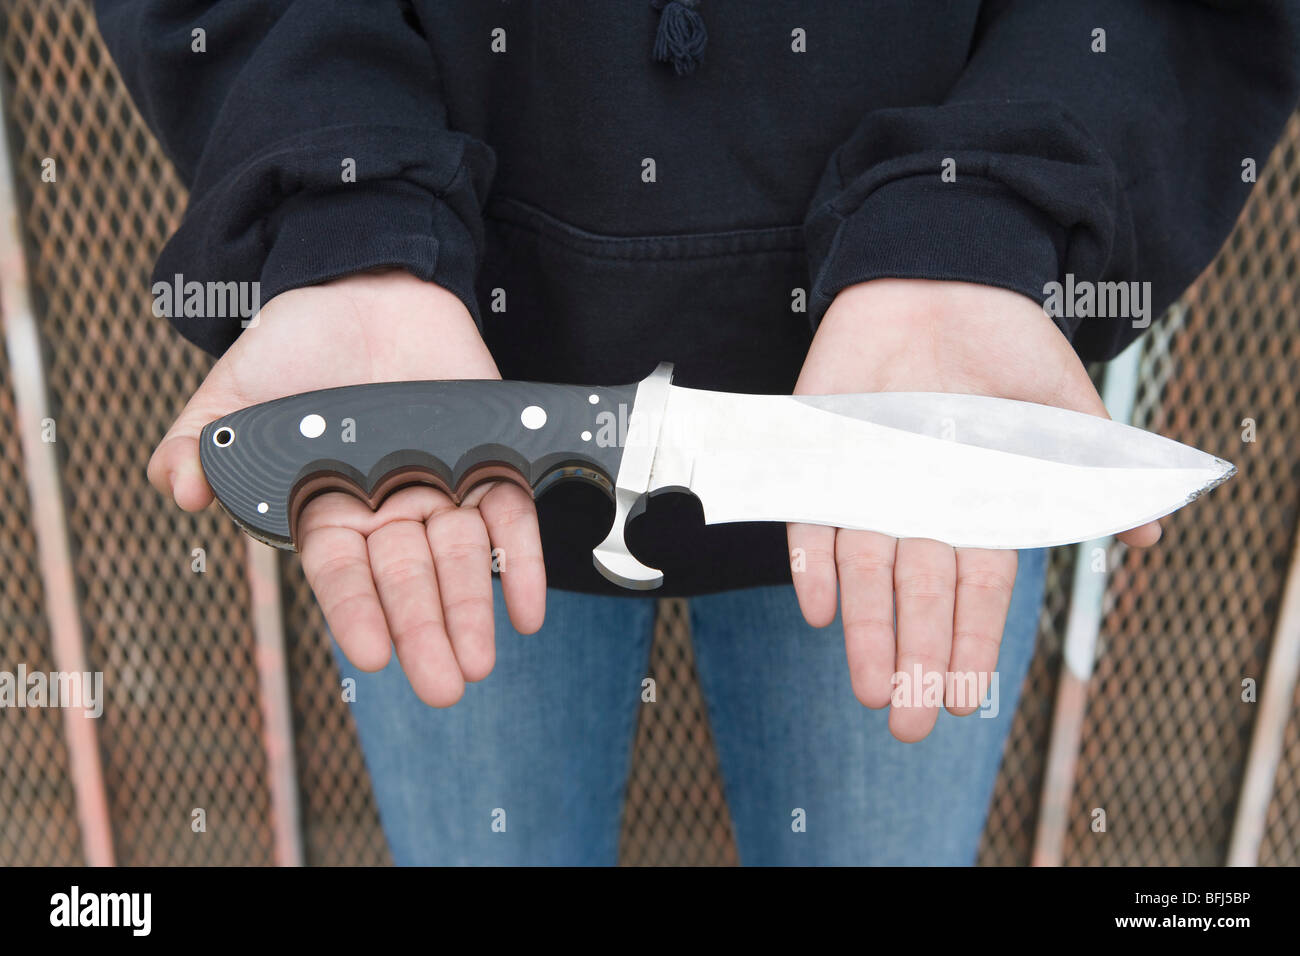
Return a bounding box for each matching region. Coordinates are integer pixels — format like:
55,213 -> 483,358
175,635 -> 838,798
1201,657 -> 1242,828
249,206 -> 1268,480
1050,376 -> 1163,550
890,538 -> 956,743
479,482 -> 546,635
300,513 -> 391,673
426,505 -> 495,682
147,433 -> 212,512
304,483 -> 448,538
1117,521 -> 1162,548
146,380 -> 243,511
788,523 -> 838,628
947,548 -> 1017,716
367,518 -> 465,707
835,530 -> 897,709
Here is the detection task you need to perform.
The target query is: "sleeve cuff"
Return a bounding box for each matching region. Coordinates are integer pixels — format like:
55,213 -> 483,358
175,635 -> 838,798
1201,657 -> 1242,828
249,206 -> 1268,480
259,176 -> 483,326
805,173 -> 1072,338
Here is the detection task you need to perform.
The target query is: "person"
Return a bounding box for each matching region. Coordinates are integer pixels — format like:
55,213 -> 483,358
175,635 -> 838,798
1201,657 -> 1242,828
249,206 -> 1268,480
94,1 -> 1299,865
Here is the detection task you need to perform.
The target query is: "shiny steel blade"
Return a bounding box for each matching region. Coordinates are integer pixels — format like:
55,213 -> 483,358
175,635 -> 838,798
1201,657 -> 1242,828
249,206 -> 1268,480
646,386 -> 1235,550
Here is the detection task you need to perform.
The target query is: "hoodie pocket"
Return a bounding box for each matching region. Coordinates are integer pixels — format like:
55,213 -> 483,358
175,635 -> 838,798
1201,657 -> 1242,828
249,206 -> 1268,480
477,196 -> 814,393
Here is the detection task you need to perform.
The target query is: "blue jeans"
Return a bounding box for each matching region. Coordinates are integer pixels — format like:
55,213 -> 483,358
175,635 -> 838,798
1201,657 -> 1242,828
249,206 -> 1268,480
335,548 -> 1048,865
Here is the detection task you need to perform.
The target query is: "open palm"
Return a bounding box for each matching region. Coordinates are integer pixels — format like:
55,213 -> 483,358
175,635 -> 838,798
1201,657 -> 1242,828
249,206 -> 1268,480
791,279 -> 1161,742
147,269 -> 545,706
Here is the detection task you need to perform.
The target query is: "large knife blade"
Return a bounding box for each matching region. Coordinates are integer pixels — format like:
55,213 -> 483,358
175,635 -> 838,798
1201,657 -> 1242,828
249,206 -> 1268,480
199,362 -> 1234,590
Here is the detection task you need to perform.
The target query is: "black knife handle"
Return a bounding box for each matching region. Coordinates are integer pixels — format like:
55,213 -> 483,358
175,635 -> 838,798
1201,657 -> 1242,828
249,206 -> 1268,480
199,378 -> 640,550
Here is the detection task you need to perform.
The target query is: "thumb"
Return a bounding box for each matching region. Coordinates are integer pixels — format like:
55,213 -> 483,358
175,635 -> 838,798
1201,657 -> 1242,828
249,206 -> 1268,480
1053,366 -> 1163,550
147,372 -> 241,513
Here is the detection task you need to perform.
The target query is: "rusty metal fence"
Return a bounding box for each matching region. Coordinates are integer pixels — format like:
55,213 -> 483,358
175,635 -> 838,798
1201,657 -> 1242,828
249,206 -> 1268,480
1,0 -> 1297,867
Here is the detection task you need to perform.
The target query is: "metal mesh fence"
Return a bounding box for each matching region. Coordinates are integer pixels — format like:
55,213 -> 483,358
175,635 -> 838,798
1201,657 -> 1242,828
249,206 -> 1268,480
1060,119 -> 1300,865
0,347 -> 83,866
619,598 -> 738,866
1063,118 -> 1300,865
977,547 -> 1077,865
1262,679 -> 1300,866
280,554 -> 391,867
0,0 -> 1296,867
1,0 -> 273,865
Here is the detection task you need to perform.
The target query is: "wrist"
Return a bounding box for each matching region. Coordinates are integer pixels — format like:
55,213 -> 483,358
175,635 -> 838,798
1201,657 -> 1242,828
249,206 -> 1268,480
805,278 -> 1081,397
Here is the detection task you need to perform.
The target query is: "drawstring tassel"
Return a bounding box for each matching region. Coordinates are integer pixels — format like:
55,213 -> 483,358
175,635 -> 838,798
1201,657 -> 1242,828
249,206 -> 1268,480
651,0 -> 707,76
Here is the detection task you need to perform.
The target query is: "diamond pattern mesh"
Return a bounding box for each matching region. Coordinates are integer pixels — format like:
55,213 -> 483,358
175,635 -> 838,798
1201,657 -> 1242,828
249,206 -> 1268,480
0,348 -> 83,866
977,546 -> 1077,865
1261,680 -> 1300,866
1060,119 -> 1300,864
619,599 -> 738,866
1,0 -> 273,865
280,554 -> 391,867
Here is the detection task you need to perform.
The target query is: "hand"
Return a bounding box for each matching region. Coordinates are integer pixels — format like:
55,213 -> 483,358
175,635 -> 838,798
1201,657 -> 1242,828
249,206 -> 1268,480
148,269 -> 545,706
790,279 -> 1160,742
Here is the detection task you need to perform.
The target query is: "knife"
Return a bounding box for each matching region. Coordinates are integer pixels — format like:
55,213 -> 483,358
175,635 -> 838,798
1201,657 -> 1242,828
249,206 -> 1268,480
198,362 -> 1235,590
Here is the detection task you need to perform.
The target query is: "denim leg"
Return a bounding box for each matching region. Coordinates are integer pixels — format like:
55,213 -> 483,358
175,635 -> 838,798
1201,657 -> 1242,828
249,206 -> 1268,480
689,548 -> 1049,865
333,580 -> 657,865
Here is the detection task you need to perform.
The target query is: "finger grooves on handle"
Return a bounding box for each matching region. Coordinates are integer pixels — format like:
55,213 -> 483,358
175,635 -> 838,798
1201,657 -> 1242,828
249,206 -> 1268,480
285,460 -> 615,548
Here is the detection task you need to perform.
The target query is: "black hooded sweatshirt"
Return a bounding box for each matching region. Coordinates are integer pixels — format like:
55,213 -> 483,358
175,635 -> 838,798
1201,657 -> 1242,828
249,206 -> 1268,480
94,1 -> 1300,596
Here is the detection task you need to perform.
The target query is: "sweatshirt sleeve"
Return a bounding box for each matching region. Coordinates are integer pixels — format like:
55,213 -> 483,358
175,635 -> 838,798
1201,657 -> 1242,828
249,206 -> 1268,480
94,0 -> 496,357
803,0 -> 1300,362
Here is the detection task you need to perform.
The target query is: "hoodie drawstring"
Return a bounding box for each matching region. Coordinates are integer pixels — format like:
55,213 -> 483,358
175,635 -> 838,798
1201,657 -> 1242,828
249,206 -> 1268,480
651,0 -> 706,76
